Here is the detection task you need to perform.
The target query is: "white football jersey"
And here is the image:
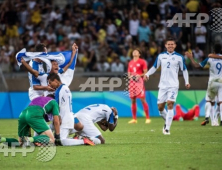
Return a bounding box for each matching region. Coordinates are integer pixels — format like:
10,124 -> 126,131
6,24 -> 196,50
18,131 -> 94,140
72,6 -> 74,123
199,56 -> 222,82
28,60 -> 45,100
153,51 -> 187,88
75,104 -> 113,123
55,84 -> 74,128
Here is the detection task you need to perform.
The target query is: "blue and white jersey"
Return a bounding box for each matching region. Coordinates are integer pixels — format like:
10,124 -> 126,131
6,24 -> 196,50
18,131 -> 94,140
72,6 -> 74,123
28,60 -> 45,100
37,68 -> 64,97
199,56 -> 222,82
75,104 -> 115,124
153,51 -> 187,88
55,84 -> 74,128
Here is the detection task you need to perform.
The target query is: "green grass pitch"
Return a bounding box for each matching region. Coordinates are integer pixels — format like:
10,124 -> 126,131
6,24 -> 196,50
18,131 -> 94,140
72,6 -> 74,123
0,118 -> 221,170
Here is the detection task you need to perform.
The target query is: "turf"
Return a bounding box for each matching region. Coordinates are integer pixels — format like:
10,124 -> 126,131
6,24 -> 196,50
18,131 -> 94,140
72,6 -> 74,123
0,118 -> 222,170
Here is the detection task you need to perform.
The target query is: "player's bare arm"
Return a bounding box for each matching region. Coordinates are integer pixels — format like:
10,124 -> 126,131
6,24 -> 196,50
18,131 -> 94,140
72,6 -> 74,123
53,115 -> 60,137
108,107 -> 118,131
62,43 -> 78,73
21,58 -> 55,91
208,53 -> 222,59
185,51 -> 201,68
97,120 -> 108,131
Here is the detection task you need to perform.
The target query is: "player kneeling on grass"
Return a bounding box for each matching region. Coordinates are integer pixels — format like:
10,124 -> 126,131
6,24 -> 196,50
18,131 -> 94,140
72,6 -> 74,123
47,73 -> 95,146
0,96 -> 61,146
74,104 -> 118,144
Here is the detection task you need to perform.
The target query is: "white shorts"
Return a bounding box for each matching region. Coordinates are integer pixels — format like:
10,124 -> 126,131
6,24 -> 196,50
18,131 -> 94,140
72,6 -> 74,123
60,128 -> 76,139
205,82 -> 222,102
157,87 -> 178,104
76,115 -> 101,138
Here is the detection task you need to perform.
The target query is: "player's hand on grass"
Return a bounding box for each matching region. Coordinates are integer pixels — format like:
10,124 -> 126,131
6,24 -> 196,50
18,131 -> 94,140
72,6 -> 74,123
143,75 -> 149,81
185,84 -> 191,89
46,86 -> 55,91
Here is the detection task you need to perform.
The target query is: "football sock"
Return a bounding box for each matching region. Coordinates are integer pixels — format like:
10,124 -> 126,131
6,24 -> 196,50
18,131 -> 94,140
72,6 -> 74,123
142,102 -> 150,119
0,137 -> 19,147
210,105 -> 215,123
166,109 -> 174,131
205,102 -> 211,118
61,139 -> 84,146
194,105 -> 200,117
30,135 -> 50,144
220,104 -> 222,121
159,109 -> 167,120
90,137 -> 101,145
131,103 -> 137,120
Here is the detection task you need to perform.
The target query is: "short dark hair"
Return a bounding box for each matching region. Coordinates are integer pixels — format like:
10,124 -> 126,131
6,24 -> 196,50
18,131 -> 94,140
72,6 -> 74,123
46,94 -> 55,99
165,37 -> 176,44
47,73 -> 61,82
214,44 -> 221,54
35,43 -> 46,52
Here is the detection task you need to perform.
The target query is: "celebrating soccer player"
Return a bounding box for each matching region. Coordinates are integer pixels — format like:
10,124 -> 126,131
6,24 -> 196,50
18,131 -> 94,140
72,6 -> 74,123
186,44 -> 222,126
127,49 -> 150,124
144,37 -> 190,135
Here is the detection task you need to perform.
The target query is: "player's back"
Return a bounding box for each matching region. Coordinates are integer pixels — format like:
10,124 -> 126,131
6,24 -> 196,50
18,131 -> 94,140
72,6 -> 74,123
55,84 -> 74,128
75,104 -> 112,123
207,57 -> 222,81
28,60 -> 45,100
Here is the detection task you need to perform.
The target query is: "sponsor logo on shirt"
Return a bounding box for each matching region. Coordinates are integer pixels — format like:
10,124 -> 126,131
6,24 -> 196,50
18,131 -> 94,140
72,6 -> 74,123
137,64 -> 140,67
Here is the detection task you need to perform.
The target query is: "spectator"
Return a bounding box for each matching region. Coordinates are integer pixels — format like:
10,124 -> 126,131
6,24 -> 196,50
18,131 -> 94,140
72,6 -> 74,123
0,48 -> 10,72
111,58 -> 124,72
186,0 -> 199,13
192,46 -> 204,62
68,26 -> 81,45
62,20 -> 72,35
194,24 -> 207,51
154,24 -> 166,46
129,13 -> 140,45
106,19 -> 117,44
46,27 -> 57,44
146,0 -> 160,22
137,20 -> 151,45
97,56 -> 110,72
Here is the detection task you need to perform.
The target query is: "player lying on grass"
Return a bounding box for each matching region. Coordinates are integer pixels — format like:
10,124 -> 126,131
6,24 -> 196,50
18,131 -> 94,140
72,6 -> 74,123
144,37 -> 190,135
173,105 -> 199,121
185,44 -> 222,126
47,73 -> 95,146
22,43 -> 78,100
74,104 -> 118,144
0,96 -> 61,146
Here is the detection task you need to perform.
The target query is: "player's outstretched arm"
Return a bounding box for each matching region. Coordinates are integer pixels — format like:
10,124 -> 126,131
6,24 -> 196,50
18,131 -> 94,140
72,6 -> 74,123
208,53 -> 222,59
21,58 -> 39,77
108,107 -> 118,131
185,51 -> 201,68
62,43 -> 78,73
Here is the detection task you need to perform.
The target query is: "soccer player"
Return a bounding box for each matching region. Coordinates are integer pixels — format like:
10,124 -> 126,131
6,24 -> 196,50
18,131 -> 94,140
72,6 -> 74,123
0,96 -> 61,146
28,44 -> 54,100
47,73 -> 95,146
173,104 -> 199,121
185,44 -> 222,126
21,43 -> 78,98
127,49 -> 150,124
74,104 -> 118,144
144,37 -> 190,135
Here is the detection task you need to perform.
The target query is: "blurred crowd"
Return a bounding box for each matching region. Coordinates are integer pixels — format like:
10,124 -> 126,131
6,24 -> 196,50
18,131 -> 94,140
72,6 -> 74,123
0,0 -> 221,73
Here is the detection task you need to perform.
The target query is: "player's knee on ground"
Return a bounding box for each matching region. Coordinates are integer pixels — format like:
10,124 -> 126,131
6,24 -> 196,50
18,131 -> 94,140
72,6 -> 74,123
74,122 -> 84,131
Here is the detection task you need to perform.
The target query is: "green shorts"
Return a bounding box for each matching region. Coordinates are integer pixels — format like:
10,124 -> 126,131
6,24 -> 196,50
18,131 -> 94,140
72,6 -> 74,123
18,105 -> 50,137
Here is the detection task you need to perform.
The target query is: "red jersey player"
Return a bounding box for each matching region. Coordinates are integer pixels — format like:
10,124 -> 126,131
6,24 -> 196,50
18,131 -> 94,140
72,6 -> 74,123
127,49 -> 150,124
173,104 -> 199,121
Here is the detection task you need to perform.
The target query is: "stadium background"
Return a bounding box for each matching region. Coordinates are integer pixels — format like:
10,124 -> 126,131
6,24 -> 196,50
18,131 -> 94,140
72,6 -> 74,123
0,0 -> 221,118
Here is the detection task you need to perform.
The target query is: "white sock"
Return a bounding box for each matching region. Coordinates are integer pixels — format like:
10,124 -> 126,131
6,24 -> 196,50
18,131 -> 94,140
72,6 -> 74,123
220,104 -> 222,121
205,102 -> 211,118
159,109 -> 167,120
165,109 -> 174,131
215,105 -> 219,123
210,105 -> 215,125
61,139 -> 84,146
33,131 -> 38,137
90,137 -> 101,145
